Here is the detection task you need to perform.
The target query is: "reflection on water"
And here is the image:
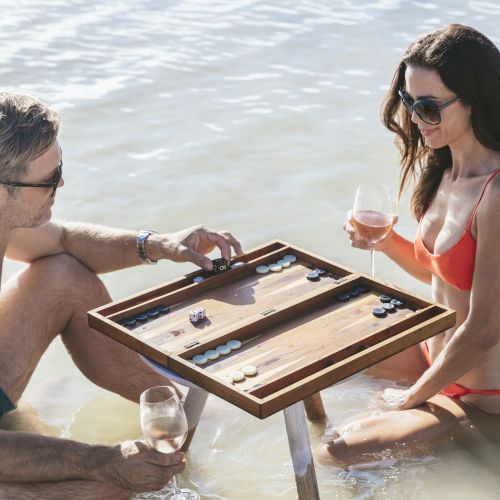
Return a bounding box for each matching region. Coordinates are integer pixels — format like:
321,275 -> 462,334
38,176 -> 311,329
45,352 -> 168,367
1,0 -> 500,498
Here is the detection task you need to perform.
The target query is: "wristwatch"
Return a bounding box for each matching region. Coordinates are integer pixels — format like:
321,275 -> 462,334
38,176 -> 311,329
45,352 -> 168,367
136,229 -> 158,265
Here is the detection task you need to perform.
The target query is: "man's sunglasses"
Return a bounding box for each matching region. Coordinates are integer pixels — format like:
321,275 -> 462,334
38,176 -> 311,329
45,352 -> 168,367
0,160 -> 63,197
398,90 -> 460,125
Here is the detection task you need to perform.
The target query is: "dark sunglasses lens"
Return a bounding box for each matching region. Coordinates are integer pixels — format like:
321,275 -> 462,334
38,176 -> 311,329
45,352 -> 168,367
416,102 -> 440,124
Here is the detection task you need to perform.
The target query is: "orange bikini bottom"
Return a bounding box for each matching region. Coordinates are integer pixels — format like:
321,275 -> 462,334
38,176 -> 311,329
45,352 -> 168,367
422,342 -> 500,398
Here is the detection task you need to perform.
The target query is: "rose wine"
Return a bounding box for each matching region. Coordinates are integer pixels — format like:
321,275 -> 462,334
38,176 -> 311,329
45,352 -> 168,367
144,416 -> 188,453
353,210 -> 392,243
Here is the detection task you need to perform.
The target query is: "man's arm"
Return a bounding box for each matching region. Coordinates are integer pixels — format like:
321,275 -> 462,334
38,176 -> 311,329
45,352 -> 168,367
6,222 -> 243,274
0,430 -> 184,492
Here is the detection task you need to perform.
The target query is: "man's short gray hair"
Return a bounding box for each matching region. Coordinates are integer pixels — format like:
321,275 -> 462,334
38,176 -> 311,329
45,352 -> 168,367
0,92 -> 60,194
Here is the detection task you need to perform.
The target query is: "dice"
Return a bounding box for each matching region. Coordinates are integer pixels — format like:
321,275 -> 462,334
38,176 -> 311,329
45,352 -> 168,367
189,307 -> 206,324
212,258 -> 229,274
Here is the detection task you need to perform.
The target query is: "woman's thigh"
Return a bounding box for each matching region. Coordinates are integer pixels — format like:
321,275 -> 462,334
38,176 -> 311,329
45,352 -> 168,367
367,343 -> 427,383
318,395 -> 490,466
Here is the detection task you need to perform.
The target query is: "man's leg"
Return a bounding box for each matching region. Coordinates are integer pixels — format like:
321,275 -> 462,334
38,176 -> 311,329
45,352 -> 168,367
0,480 -> 132,500
0,253 -> 173,406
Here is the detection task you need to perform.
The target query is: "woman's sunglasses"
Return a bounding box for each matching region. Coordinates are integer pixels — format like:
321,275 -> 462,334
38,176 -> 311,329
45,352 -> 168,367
0,160 -> 63,197
398,90 -> 460,125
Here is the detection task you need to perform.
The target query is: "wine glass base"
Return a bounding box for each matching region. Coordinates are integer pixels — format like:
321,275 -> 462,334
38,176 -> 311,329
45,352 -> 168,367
171,488 -> 200,500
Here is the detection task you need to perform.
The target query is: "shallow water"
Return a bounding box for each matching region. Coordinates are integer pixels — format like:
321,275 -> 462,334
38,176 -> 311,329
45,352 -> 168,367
1,0 -> 500,498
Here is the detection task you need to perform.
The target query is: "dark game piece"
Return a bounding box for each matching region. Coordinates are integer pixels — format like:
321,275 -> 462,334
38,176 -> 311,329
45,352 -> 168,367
314,268 -> 327,277
381,303 -> 396,313
147,309 -> 160,319
135,313 -> 149,322
336,293 -> 350,302
157,305 -> 171,314
123,318 -> 137,327
379,294 -> 393,303
390,299 -> 404,308
348,289 -> 360,298
306,271 -> 320,281
372,307 -> 387,318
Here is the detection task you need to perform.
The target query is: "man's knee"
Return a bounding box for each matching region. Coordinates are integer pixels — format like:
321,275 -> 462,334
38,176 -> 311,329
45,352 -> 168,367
27,254 -> 108,304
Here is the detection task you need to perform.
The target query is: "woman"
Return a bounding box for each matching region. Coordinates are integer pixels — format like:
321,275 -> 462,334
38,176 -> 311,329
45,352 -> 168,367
322,23 -> 500,463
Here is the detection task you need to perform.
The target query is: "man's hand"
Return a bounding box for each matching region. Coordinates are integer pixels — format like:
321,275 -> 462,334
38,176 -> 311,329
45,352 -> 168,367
100,441 -> 185,492
150,225 -> 244,271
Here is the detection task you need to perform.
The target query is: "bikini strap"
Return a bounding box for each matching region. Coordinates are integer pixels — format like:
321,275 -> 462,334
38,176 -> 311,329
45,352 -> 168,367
466,169 -> 500,230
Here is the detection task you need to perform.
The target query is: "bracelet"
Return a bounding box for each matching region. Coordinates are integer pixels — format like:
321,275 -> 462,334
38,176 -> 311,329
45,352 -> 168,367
136,230 -> 158,265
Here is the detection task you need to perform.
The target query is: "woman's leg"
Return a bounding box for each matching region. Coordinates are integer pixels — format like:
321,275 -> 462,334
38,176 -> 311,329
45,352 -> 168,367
318,395 -> 489,466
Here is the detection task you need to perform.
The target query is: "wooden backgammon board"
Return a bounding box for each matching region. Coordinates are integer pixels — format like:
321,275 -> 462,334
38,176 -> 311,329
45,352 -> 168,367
88,240 -> 455,419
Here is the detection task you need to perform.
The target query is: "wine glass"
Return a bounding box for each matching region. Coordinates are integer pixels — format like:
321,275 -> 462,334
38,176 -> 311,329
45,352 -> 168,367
140,386 -> 199,500
352,184 -> 394,277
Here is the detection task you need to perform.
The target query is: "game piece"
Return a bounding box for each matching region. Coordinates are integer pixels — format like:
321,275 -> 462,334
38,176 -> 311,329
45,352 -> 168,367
135,313 -> 148,322
269,263 -> 282,272
379,294 -> 392,303
336,293 -> 350,302
192,354 -> 208,365
229,370 -> 245,382
372,307 -> 387,318
348,289 -> 360,297
314,268 -> 327,277
241,365 -> 258,377
193,276 -> 206,284
157,305 -> 171,314
382,303 -> 396,312
391,299 -> 404,308
256,265 -> 270,274
123,318 -> 137,327
306,271 -> 320,281
230,262 -> 245,269
146,309 -> 160,319
277,259 -> 291,268
282,255 -> 297,263
227,339 -> 242,350
216,345 -> 231,355
204,349 -> 219,360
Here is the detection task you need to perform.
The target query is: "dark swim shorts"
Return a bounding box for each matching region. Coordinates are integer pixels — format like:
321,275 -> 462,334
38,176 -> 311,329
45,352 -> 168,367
0,387 -> 16,418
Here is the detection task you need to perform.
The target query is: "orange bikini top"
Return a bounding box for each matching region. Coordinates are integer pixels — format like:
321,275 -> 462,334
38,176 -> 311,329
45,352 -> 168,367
414,169 -> 500,291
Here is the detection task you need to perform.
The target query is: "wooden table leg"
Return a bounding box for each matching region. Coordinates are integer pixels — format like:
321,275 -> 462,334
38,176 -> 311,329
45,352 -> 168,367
181,386 -> 208,452
283,401 -> 321,500
303,392 -> 326,421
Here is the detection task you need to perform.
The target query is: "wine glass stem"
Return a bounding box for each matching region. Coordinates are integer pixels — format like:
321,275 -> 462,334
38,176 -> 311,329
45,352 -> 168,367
172,474 -> 181,495
370,248 -> 375,277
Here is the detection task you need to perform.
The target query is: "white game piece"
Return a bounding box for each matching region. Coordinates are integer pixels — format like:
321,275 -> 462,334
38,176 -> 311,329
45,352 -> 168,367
193,276 -> 205,284
277,259 -> 291,268
241,365 -> 258,376
216,345 -> 231,355
256,265 -> 270,274
226,339 -> 242,350
229,370 -> 245,382
192,354 -> 208,365
218,374 -> 234,385
204,349 -> 219,360
230,262 -> 245,269
269,263 -> 282,272
282,254 -> 297,263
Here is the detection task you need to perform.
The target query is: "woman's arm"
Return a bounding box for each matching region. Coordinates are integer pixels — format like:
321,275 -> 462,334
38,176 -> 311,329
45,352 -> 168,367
394,177 -> 500,408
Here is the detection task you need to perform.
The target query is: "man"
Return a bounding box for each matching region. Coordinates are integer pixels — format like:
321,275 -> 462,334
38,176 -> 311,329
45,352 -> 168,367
0,91 -> 243,499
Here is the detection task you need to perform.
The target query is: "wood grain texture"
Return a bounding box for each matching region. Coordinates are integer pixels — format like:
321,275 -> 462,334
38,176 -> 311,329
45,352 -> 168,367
88,241 -> 455,419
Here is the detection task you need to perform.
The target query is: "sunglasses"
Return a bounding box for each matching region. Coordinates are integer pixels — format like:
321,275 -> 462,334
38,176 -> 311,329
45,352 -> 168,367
0,160 -> 63,197
398,90 -> 460,125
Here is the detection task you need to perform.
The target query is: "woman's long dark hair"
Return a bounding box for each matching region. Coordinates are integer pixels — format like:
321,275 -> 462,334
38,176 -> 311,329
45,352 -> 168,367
382,24 -> 500,220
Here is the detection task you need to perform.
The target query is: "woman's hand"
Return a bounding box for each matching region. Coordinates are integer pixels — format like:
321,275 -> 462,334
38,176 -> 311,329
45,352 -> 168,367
342,210 -> 398,253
